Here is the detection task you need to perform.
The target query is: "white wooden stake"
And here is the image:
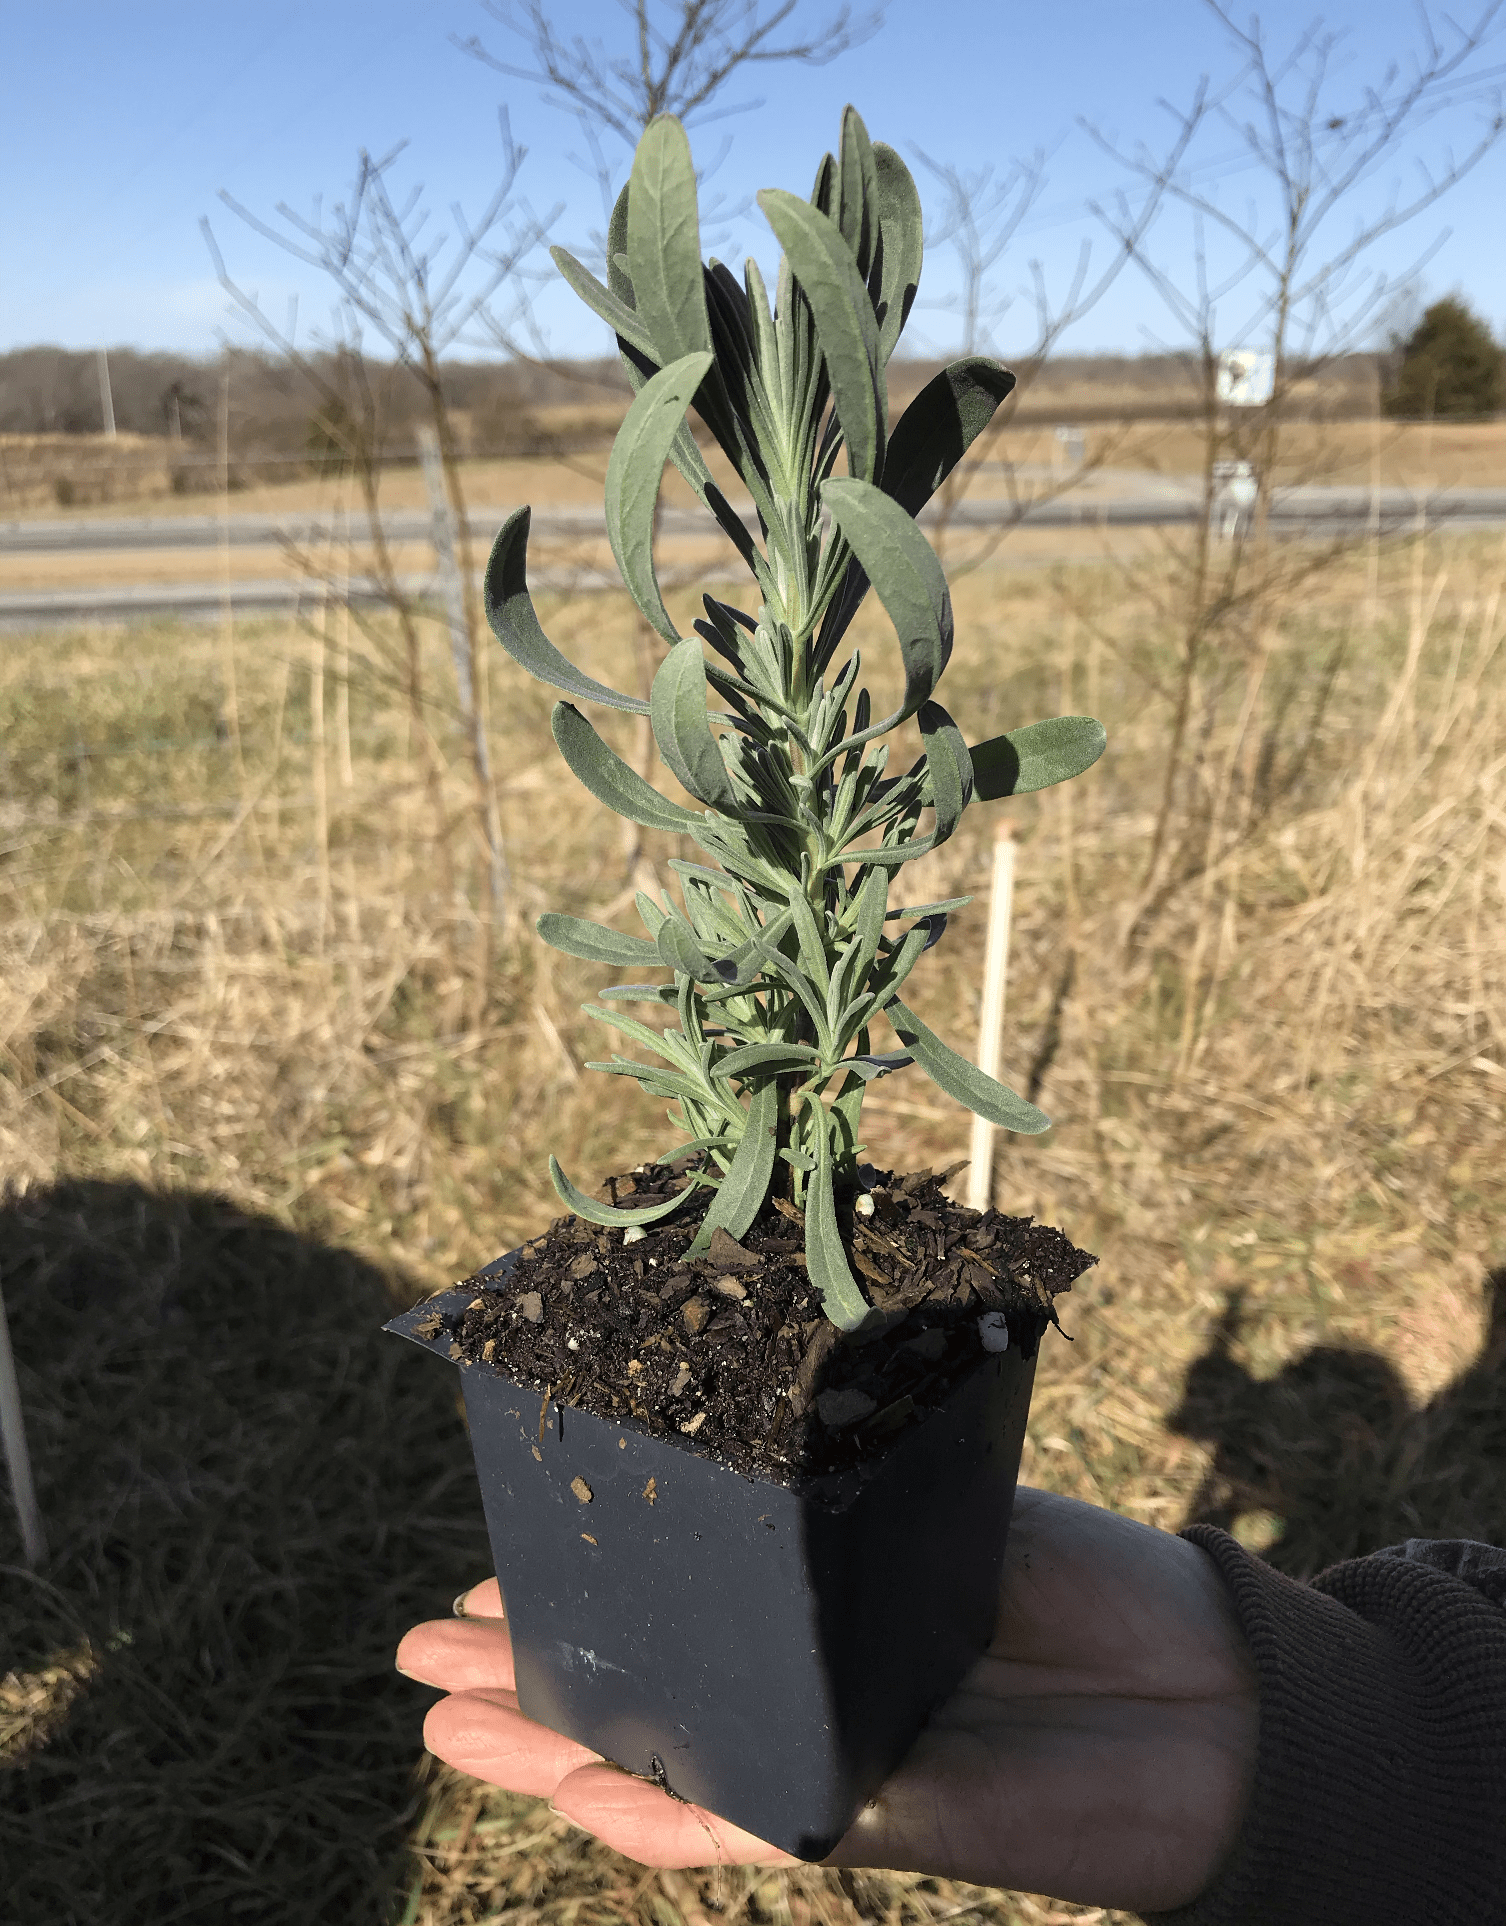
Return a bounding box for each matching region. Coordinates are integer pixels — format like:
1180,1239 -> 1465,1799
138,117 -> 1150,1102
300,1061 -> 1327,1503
0,1273 -> 46,1568
96,348 -> 116,439
966,822 -> 1017,1214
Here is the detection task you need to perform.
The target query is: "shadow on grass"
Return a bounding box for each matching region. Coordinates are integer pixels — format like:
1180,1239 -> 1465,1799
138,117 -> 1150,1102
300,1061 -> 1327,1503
0,1178 -> 490,1924
1168,1271 -> 1506,1580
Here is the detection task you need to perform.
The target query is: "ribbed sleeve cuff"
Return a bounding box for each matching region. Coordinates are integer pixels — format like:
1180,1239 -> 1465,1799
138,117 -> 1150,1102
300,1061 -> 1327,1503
1140,1524 -> 1506,1926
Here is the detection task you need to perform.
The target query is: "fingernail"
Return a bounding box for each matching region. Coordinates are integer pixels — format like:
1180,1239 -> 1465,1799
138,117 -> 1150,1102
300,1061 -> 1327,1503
452,1589 -> 472,1618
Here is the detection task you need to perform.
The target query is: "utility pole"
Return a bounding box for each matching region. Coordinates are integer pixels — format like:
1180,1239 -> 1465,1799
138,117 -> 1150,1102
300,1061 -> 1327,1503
96,348 -> 117,438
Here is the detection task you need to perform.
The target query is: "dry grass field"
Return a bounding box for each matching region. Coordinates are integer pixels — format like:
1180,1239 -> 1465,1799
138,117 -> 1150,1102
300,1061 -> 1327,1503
2,514 -> 1505,1923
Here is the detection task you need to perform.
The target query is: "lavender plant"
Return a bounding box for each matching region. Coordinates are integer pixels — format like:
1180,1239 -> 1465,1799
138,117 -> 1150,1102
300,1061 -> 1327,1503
486,107 -> 1105,1332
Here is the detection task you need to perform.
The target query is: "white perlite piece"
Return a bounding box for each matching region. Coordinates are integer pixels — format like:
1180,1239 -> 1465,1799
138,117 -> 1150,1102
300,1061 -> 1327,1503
978,1312 -> 1010,1354
623,1225 -> 647,1244
854,1193 -> 875,1217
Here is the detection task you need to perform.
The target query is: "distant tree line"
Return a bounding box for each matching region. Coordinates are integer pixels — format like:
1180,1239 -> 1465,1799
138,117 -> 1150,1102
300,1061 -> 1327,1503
0,343 -> 1421,457
0,345 -> 634,457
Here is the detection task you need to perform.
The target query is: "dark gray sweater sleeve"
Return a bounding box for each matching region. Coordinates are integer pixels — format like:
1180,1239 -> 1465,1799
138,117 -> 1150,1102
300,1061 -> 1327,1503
1140,1526 -> 1506,1926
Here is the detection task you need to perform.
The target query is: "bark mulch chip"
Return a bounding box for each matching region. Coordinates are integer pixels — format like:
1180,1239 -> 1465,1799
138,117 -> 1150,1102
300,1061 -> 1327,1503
449,1160 -> 1097,1483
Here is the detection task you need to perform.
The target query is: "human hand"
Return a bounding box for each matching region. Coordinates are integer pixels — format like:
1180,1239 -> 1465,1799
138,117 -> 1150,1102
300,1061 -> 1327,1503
396,1486 -> 1259,1915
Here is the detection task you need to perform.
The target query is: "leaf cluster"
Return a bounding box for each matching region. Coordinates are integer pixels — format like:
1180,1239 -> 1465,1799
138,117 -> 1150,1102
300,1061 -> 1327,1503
486,106 -> 1106,1330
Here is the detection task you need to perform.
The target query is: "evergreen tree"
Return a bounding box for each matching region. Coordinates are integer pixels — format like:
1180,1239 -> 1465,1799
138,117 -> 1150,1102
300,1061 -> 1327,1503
1385,296 -> 1504,419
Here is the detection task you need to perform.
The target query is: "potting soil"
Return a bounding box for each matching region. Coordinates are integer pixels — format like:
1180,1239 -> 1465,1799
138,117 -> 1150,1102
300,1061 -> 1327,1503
438,1165 -> 1095,1481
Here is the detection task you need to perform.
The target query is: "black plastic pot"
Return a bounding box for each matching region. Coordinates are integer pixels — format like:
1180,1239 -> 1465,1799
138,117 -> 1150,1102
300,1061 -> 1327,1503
386,1249 -> 1043,1860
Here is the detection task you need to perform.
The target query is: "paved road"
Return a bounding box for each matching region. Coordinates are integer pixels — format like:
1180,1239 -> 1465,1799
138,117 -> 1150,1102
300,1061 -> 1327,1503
5,484 -> 1506,554
0,562 -> 742,629
3,482 -> 1501,626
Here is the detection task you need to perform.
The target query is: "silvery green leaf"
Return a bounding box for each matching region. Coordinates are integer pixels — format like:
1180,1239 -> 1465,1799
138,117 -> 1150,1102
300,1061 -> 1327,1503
550,247 -> 659,363
971,716 -> 1108,800
585,1058 -> 702,1097
535,913 -> 663,968
823,931 -> 862,1037
831,1090 -> 864,1170
605,350 -> 715,643
744,255 -> 781,407
598,983 -> 679,1005
758,189 -> 884,482
679,882 -> 736,947
836,106 -> 881,276
822,477 -> 952,713
484,509 -> 650,714
688,1079 -> 778,1250
604,189 -> 766,586
830,1023 -> 874,1163
662,900 -> 740,984
837,1051 -> 912,1081
888,996 -> 1050,1133
606,182 -> 634,307
871,142 -> 923,363
816,357 -> 1014,665
840,835 -> 940,870
885,356 -> 1024,523
744,932 -> 833,1053
867,916 -> 935,1004
712,1041 -> 821,1079
655,917 -> 727,983
805,1109 -> 872,1331
552,703 -> 701,835
580,1002 -> 694,1065
843,864 -> 889,1002
627,117 -> 713,364
883,357 -> 1017,517
635,891 -> 667,938
619,145 -> 775,538
786,887 -> 832,995
855,862 -> 889,951
650,642 -> 737,808
721,904 -> 793,986
886,896 -> 973,919
919,700 -> 974,844
550,1156 -> 698,1226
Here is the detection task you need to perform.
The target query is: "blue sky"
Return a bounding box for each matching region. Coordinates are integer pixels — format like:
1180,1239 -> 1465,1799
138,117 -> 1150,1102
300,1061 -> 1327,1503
3,0 -> 1503,363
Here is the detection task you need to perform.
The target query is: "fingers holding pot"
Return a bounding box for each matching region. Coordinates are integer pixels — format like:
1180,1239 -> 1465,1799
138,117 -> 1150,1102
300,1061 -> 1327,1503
423,1688 -> 602,1798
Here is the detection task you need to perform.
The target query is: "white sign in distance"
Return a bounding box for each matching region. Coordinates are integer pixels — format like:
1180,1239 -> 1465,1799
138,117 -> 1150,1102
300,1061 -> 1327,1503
1216,350 -> 1275,407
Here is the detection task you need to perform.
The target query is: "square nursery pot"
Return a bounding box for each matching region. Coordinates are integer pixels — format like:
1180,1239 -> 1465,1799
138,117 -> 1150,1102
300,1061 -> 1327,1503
386,1249 -> 1043,1860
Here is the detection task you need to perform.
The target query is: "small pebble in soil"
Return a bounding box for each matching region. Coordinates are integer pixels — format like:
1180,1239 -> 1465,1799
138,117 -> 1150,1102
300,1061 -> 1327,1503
978,1312 -> 1011,1354
817,1387 -> 878,1431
